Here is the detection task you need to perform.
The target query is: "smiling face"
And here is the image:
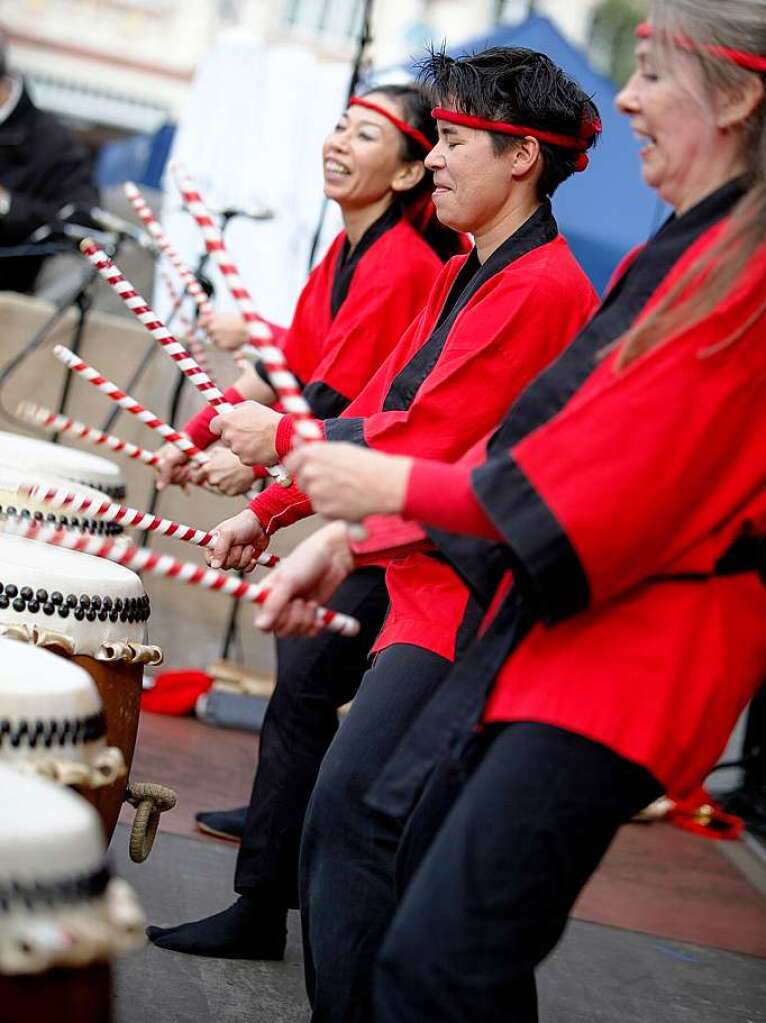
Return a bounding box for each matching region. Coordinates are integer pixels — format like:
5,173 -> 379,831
616,40 -> 723,212
321,92 -> 419,211
425,120 -> 531,236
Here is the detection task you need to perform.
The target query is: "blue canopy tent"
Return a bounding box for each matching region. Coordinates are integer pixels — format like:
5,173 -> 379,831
95,122 -> 176,191
419,15 -> 667,292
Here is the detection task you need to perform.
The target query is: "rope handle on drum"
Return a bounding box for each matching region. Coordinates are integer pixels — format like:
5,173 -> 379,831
124,781 -> 177,863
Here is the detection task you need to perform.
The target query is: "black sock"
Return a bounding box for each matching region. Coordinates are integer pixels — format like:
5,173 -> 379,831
146,895 -> 287,960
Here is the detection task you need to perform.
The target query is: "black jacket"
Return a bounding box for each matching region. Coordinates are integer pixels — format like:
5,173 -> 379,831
0,83 -> 99,293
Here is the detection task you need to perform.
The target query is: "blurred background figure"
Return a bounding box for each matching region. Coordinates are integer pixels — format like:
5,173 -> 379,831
0,27 -> 98,294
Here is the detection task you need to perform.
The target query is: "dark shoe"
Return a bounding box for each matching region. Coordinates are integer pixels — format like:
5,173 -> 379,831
146,896 -> 287,960
195,806 -> 248,842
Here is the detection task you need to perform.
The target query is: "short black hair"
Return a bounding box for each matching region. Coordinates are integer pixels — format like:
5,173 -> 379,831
419,46 -> 600,198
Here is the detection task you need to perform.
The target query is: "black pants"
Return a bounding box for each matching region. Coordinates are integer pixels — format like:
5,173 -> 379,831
374,722 -> 663,1022
743,680 -> 766,788
299,644 -> 451,1022
233,567 -> 389,907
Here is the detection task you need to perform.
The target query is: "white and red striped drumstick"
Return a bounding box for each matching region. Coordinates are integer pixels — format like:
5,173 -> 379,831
17,480 -> 280,568
159,269 -> 212,377
0,515 -> 358,637
124,182 -> 215,320
125,180 -> 264,363
17,401 -> 160,468
52,344 -> 207,465
79,239 -> 290,489
172,164 -> 321,397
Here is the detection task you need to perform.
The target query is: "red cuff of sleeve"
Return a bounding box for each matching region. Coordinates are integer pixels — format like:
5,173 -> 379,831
274,414 -> 325,458
349,515 -> 431,566
252,464 -> 269,480
182,386 -> 246,450
248,481 -> 313,535
404,459 -> 503,541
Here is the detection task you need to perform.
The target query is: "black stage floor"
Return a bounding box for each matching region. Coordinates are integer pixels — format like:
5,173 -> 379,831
112,826 -> 766,1023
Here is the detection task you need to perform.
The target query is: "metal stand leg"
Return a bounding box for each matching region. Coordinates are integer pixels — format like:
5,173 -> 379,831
53,290 -> 93,431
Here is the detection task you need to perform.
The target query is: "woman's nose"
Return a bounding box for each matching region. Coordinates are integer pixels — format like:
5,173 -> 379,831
424,145 -> 444,170
616,71 -> 640,115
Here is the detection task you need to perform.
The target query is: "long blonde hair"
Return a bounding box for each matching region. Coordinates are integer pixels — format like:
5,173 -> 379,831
617,0 -> 766,369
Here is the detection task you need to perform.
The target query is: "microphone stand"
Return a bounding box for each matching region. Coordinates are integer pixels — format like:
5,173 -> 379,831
306,0 -> 374,271
0,233 -> 122,429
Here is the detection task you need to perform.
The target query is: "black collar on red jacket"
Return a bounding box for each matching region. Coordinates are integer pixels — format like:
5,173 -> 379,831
381,200 -> 558,413
330,200 -> 402,319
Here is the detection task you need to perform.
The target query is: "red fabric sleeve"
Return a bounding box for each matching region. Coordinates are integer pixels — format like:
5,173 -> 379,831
404,460 -> 503,541
274,414 -> 326,458
349,514 -> 432,566
478,249 -> 766,613
182,386 -> 245,451
248,481 -> 313,535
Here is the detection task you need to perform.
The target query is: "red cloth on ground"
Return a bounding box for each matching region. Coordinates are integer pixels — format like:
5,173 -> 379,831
141,669 -> 213,716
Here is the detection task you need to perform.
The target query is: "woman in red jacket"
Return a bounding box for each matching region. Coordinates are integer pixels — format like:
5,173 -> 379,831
258,3 -> 766,1018
154,83 -> 463,494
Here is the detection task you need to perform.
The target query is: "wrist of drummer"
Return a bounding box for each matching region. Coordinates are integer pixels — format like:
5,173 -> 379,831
248,477 -> 313,535
274,413 -> 325,457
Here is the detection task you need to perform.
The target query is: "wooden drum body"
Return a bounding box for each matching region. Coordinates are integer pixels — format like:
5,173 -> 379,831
0,536 -> 162,848
71,654 -> 144,839
0,962 -> 112,1023
0,767 -> 145,1023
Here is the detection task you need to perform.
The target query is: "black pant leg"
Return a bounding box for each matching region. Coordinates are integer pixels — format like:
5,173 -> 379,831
743,680 -> 766,788
299,644 -> 451,1023
375,723 -> 663,1023
233,568 -> 389,906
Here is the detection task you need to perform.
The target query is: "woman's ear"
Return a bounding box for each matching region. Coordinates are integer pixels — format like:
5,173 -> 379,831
391,160 -> 427,194
509,136 -> 541,179
716,73 -> 764,130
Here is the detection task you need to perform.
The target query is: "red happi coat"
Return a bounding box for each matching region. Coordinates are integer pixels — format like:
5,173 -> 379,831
480,248 -> 766,795
395,216 -> 766,798
280,208 -> 444,416
347,184 -> 766,812
251,206 -> 600,657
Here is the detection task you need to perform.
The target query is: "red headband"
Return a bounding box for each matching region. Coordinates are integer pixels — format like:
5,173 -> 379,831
431,107 -> 599,172
349,97 -> 433,154
636,22 -> 766,73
